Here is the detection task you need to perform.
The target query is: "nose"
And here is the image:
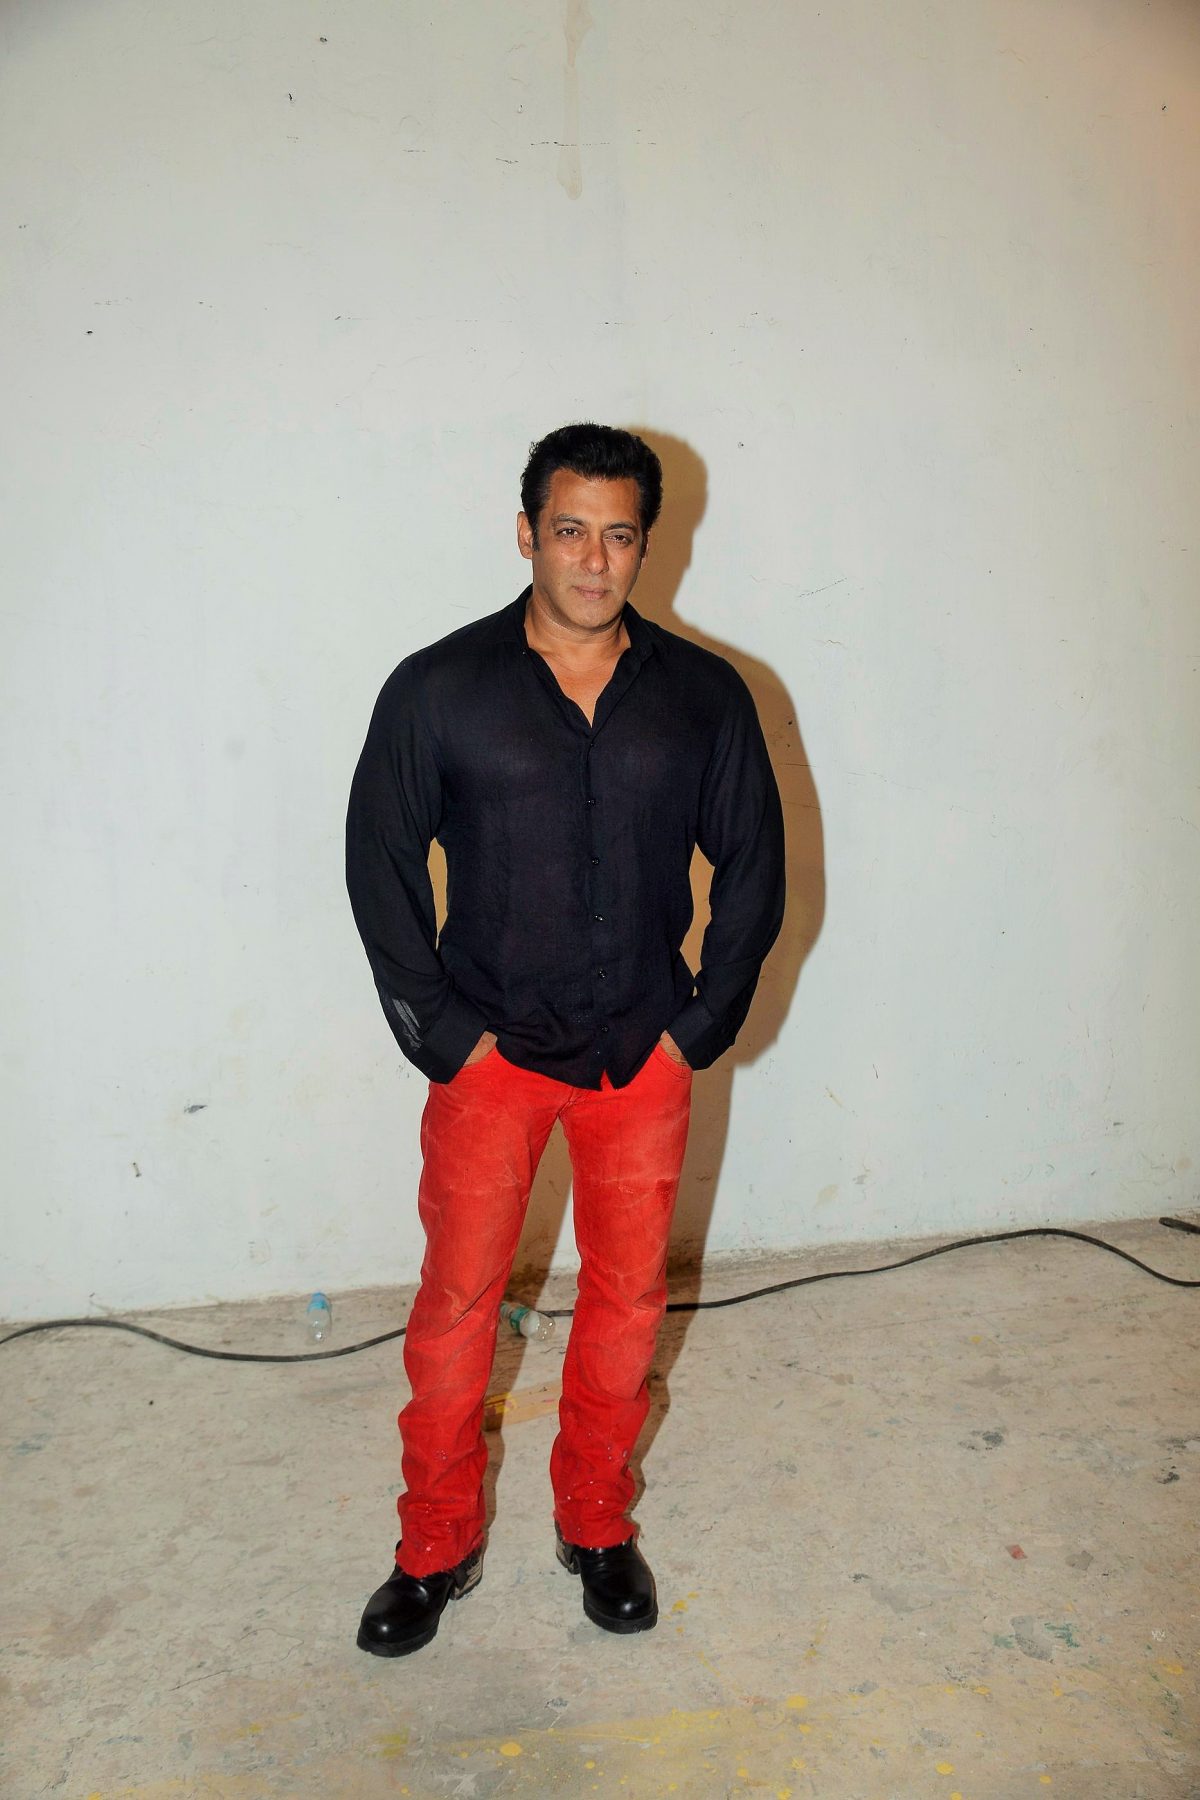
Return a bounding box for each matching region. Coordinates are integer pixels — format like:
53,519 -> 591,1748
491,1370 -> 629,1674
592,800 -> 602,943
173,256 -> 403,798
582,535 -> 609,574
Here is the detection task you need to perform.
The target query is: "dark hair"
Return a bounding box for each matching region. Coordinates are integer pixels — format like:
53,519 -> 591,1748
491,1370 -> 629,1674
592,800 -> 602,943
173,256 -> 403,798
521,423 -> 663,541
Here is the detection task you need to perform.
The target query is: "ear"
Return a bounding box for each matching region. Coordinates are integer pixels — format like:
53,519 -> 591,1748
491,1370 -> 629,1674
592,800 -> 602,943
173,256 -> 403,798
516,510 -> 535,561
639,530 -> 651,564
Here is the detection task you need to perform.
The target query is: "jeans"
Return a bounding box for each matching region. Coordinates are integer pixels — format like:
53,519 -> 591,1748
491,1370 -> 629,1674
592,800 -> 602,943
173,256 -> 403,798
395,1044 -> 693,1576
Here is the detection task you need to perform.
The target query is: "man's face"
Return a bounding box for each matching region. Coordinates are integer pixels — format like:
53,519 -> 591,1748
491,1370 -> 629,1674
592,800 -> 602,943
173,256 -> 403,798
517,468 -> 648,635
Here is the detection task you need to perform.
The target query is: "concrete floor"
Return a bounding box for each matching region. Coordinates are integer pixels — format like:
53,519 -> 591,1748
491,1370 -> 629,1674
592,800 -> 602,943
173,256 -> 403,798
2,1218 -> 1198,1800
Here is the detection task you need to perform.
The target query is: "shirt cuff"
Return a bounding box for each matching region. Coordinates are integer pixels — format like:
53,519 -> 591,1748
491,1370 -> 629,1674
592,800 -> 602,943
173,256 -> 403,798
665,993 -> 718,1070
413,988 -> 491,1083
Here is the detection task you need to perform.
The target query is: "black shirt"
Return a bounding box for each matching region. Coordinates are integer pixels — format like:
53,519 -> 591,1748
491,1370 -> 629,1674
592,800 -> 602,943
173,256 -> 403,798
346,589 -> 785,1088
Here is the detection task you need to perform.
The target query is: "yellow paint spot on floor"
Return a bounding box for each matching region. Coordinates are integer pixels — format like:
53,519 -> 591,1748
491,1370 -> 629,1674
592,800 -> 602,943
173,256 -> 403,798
584,1762 -> 596,1771
228,1713 -> 305,1743
1040,1778 -> 1053,1786
483,1383 -> 560,1428
671,1599 -> 688,1613
777,1789 -> 792,1798
936,1763 -> 955,1775
376,1731 -> 410,1760
785,1693 -> 808,1710
498,1740 -> 523,1757
973,1684 -> 991,1696
1157,1660 -> 1184,1676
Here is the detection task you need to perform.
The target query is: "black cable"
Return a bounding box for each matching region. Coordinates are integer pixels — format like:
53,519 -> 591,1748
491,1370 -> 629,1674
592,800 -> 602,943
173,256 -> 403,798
1,1219 -> 1195,1363
0,1315 -> 403,1364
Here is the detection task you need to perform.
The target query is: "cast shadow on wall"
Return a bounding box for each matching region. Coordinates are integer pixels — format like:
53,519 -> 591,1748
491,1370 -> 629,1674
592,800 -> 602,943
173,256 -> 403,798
492,428 -> 825,1291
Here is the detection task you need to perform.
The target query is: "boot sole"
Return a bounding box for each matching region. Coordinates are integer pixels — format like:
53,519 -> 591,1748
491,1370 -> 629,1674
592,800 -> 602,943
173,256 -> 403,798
557,1542 -> 658,1634
356,1556 -> 482,1657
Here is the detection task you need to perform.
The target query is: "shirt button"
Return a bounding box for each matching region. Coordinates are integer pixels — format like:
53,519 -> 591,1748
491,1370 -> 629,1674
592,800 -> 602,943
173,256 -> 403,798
593,914 -> 604,922
590,856 -> 600,866
596,969 -> 606,980
601,1025 -> 610,1035
585,797 -> 596,807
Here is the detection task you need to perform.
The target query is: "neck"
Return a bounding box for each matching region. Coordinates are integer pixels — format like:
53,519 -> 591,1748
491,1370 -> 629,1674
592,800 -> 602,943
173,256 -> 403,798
524,591 -> 629,664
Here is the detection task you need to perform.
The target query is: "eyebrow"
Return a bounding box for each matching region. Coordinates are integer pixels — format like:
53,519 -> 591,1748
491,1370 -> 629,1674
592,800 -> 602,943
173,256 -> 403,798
550,512 -> 640,532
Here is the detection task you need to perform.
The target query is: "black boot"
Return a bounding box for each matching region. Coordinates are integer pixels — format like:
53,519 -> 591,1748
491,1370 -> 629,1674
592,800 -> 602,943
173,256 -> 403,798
556,1524 -> 657,1633
356,1542 -> 483,1657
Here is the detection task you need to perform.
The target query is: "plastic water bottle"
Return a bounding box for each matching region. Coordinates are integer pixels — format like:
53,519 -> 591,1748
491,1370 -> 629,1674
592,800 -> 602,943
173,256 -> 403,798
499,1300 -> 555,1343
305,1292 -> 332,1343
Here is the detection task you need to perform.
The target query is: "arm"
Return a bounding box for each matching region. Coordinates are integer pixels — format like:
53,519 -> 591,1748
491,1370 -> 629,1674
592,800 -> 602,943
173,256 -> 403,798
345,667 -> 491,1082
665,671 -> 786,1069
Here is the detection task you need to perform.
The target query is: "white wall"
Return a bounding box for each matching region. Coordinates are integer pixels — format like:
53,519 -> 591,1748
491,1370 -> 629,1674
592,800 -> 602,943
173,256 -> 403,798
2,0 -> 1197,1319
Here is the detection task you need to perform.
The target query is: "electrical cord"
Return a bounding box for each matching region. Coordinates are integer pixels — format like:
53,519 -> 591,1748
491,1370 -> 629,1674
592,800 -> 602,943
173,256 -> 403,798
1,1218 -> 1196,1365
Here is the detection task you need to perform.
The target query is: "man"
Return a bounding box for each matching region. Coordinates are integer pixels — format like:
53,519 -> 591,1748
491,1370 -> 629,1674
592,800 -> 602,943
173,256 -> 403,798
346,423 -> 784,1656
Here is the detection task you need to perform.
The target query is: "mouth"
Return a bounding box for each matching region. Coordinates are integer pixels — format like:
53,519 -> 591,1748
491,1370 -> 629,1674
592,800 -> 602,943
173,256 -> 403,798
574,585 -> 608,600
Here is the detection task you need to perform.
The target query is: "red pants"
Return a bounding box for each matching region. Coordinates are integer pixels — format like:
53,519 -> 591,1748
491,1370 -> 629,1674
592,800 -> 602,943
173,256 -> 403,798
395,1044 -> 693,1577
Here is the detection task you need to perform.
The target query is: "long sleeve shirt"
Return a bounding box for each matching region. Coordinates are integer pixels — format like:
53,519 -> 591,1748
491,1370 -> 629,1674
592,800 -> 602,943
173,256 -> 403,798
346,589 -> 785,1087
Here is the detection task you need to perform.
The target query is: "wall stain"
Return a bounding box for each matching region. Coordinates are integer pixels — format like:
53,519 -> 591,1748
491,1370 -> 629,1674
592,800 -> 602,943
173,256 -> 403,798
558,0 -> 593,199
